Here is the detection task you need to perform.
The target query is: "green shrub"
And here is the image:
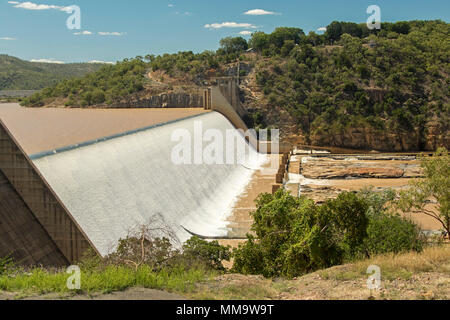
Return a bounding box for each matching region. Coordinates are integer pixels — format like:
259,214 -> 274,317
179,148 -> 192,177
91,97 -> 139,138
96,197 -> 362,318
182,236 -> 231,271
232,190 -> 369,278
363,212 -> 425,256
233,188 -> 427,278
354,188 -> 426,258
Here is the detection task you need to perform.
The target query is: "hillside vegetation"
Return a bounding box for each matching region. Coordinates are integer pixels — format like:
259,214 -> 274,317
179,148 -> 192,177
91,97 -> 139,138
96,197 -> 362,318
21,20 -> 450,151
0,55 -> 104,90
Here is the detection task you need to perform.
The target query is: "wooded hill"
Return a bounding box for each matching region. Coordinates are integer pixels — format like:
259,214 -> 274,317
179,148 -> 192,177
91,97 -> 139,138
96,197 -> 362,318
21,20 -> 450,151
0,55 -> 104,90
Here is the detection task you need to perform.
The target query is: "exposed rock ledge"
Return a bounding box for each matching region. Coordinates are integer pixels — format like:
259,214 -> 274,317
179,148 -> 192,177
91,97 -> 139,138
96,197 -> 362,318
301,157 -> 423,179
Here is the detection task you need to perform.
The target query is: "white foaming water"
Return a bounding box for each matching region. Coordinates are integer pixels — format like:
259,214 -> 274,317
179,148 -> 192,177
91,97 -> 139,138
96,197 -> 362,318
287,173 -> 330,187
33,112 -> 268,256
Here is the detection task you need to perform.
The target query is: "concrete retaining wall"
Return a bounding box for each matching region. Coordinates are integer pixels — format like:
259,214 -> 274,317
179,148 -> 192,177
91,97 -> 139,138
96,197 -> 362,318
111,92 -> 204,109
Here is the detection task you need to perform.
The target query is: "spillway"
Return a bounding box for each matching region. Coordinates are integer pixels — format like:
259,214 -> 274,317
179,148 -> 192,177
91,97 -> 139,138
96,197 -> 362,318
31,112 -> 268,256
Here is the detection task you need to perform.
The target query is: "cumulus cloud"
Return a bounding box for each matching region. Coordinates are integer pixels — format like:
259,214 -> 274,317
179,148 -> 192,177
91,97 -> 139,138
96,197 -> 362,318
205,22 -> 257,29
317,27 -> 327,32
98,32 -> 126,36
168,4 -> 174,7
30,58 -> 65,64
244,9 -> 279,15
238,31 -> 252,36
74,31 -> 93,36
0,37 -> 16,40
8,1 -> 72,13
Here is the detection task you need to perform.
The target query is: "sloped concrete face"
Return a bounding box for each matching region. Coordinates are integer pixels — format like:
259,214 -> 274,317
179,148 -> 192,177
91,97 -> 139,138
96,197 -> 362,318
0,170 -> 68,267
32,112 -> 268,256
0,119 -> 95,265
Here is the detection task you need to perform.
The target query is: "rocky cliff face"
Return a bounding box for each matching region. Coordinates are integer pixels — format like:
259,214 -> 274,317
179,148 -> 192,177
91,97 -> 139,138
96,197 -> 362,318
423,119 -> 450,151
310,123 -> 449,152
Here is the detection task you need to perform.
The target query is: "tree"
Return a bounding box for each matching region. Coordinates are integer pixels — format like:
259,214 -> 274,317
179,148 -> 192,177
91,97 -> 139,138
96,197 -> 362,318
304,31 -> 323,46
91,88 -> 106,104
280,40 -> 296,57
269,27 -> 305,48
391,21 -> 411,35
397,148 -> 450,238
182,236 -> 231,271
325,21 -> 343,44
249,32 -> 270,52
144,54 -> 155,63
219,36 -> 248,54
232,190 -> 369,278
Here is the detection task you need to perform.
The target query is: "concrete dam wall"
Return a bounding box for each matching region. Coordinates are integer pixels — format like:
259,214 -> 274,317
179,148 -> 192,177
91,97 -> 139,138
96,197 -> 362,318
111,92 -> 204,109
31,112 -> 268,256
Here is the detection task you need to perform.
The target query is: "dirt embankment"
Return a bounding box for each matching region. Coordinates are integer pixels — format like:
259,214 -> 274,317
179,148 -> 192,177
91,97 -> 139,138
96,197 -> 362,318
190,246 -> 450,300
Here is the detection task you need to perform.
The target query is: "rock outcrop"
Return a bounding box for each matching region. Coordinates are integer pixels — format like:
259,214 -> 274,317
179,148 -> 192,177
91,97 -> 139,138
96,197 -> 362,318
309,122 -> 449,152
301,157 -> 423,180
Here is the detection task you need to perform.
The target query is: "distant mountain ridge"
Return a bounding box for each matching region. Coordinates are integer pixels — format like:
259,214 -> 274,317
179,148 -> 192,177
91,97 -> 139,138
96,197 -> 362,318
0,54 -> 104,90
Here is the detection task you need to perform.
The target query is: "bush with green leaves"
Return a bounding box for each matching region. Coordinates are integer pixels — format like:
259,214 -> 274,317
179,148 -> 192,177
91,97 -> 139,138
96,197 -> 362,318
232,190 -> 369,278
362,212 -> 425,257
78,221 -> 231,274
355,188 -> 426,258
233,188 -> 426,278
181,236 -> 231,271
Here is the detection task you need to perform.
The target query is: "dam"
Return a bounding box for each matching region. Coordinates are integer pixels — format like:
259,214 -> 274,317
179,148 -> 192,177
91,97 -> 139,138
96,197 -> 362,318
0,83 -> 281,265
31,112 -> 267,256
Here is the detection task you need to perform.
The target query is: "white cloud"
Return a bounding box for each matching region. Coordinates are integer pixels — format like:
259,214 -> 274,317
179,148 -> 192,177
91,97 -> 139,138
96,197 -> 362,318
205,22 -> 257,29
174,11 -> 191,15
30,58 -> 65,64
8,1 -> 72,13
317,27 -> 327,32
244,9 -> 279,16
238,31 -> 252,36
74,31 -> 93,36
88,60 -> 115,64
168,4 -> 174,7
98,32 -> 126,36
0,37 -> 16,40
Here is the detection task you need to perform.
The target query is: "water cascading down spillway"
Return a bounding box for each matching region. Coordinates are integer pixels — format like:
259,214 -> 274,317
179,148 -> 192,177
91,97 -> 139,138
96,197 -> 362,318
31,112 -> 268,256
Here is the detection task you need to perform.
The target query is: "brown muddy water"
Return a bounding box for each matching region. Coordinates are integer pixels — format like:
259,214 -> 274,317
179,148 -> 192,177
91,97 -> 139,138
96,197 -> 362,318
0,103 -> 207,155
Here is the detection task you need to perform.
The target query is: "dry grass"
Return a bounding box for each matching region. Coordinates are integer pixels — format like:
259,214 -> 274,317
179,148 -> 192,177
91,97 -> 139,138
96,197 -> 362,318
319,245 -> 450,282
189,246 -> 450,300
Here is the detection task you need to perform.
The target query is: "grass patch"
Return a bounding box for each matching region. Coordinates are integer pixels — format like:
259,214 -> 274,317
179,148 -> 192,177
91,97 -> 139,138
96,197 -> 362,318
0,265 -> 215,296
316,246 -> 450,282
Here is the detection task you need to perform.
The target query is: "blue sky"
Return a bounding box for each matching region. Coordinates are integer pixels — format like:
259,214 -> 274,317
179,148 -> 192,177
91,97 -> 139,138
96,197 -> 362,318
1,0 -> 449,63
